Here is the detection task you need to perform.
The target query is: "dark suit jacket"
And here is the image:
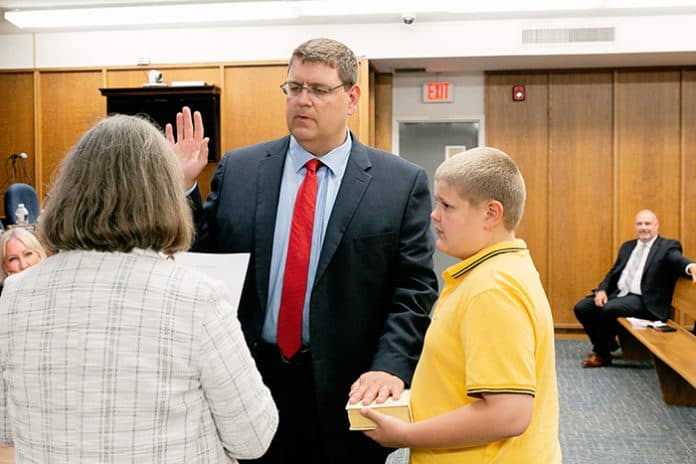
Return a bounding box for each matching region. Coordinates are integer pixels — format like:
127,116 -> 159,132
596,236 -> 693,321
189,134 -> 437,462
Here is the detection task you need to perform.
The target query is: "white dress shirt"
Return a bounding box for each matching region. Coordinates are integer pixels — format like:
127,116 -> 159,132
263,134 -> 351,346
617,236 -> 656,296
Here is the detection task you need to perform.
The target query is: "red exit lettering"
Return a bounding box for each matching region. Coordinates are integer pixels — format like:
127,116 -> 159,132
423,82 -> 453,103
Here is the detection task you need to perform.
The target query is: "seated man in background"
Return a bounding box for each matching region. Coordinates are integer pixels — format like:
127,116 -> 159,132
0,227 -> 47,291
574,209 -> 696,368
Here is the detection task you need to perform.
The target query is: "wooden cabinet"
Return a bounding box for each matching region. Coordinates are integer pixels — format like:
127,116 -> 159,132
100,85 -> 221,162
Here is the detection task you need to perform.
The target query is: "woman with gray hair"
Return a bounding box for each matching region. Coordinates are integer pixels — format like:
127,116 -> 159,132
0,227 -> 47,285
0,114 -> 278,462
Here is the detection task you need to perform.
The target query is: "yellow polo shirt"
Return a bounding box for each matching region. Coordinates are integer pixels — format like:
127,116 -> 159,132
410,239 -> 561,463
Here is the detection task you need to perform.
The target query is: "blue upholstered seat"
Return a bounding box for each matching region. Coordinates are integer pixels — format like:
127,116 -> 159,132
4,183 -> 40,225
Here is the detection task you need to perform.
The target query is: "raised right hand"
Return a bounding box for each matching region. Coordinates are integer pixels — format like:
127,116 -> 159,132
165,106 -> 209,190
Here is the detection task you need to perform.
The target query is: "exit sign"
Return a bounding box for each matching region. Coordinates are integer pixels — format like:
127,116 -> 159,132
423,81 -> 453,103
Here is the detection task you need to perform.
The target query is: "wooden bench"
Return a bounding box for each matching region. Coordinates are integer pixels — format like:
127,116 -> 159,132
618,278 -> 696,406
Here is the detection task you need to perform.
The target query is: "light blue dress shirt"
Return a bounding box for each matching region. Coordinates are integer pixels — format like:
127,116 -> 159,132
261,133 -> 352,345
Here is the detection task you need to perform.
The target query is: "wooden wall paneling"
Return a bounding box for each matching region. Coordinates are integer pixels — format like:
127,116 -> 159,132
681,70 -> 696,330
0,72 -> 35,211
213,65 -> 287,200
615,70 -> 681,242
348,59 -> 371,144
548,71 -> 614,327
368,69 -> 375,146
485,72 -> 550,288
39,71 -> 104,197
223,65 -> 288,151
106,67 -> 222,90
683,69 -> 696,352
374,73 -> 393,152
682,70 -> 696,259
34,71 -> 42,201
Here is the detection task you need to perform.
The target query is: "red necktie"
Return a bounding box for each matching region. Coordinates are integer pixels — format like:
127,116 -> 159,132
277,159 -> 321,359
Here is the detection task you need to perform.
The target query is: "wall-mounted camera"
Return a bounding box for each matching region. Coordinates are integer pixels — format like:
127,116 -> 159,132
143,69 -> 165,87
148,70 -> 163,84
401,13 -> 416,25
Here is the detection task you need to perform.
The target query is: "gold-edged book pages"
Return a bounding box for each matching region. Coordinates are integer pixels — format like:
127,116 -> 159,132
345,390 -> 412,431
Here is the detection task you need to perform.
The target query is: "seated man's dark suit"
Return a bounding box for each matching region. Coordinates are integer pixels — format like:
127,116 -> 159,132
189,134 -> 437,464
574,236 -> 693,358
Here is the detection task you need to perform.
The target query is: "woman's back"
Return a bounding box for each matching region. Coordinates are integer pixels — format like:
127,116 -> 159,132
0,249 -> 277,463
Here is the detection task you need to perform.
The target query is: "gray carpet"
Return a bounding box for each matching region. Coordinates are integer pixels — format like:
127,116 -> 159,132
386,339 -> 696,463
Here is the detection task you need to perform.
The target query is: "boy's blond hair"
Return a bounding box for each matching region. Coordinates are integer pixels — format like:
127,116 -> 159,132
435,147 -> 526,231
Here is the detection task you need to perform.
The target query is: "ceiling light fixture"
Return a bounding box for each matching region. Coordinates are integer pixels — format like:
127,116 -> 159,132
4,1 -> 298,29
5,0 -> 695,29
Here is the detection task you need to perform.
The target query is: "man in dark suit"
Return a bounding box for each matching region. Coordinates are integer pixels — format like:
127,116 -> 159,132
167,38 -> 437,463
574,209 -> 696,368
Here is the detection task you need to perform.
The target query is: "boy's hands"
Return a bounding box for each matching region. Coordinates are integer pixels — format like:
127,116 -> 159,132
349,372 -> 411,448
360,408 -> 411,448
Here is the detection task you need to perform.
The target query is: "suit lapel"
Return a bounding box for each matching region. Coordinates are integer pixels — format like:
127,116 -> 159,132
618,240 -> 636,271
643,236 -> 662,273
314,139 -> 372,285
621,240 -> 638,264
255,137 -> 290,309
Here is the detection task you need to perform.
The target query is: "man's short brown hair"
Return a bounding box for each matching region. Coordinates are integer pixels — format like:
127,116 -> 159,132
290,38 -> 358,87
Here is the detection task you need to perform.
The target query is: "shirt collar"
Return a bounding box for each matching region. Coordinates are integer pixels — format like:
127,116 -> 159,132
638,235 -> 658,248
443,239 -> 528,281
288,132 -> 352,177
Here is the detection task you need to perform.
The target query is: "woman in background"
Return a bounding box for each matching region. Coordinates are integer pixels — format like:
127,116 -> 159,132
0,227 -> 47,286
0,114 -> 277,463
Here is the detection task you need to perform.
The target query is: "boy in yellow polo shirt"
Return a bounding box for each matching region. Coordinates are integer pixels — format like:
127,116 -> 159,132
361,147 -> 561,463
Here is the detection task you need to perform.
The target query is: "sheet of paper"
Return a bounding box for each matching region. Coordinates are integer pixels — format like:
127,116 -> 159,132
625,317 -> 666,329
625,317 -> 651,328
174,252 -> 250,311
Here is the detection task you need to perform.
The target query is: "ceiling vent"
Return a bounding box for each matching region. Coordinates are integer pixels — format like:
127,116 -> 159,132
522,27 -> 615,44
394,67 -> 428,73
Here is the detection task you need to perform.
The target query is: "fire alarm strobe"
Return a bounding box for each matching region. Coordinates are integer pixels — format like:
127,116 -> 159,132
512,84 -> 526,102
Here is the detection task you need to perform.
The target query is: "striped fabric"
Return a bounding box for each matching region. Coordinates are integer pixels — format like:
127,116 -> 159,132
0,249 -> 277,463
450,246 -> 527,279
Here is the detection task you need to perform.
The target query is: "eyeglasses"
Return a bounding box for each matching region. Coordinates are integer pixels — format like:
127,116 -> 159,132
280,81 -> 348,100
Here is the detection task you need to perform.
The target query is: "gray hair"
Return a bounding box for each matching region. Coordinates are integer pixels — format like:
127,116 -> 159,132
40,114 -> 194,255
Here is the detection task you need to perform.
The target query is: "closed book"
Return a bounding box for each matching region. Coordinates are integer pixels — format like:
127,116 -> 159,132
345,390 -> 412,431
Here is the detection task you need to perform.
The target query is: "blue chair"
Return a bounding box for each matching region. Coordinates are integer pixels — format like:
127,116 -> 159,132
4,183 -> 40,225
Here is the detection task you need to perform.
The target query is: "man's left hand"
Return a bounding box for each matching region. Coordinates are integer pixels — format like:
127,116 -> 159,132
348,371 -> 404,405
688,263 -> 696,283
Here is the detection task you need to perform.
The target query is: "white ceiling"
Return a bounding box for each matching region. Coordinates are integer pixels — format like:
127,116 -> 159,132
3,1 -> 696,72
0,0 -> 218,6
